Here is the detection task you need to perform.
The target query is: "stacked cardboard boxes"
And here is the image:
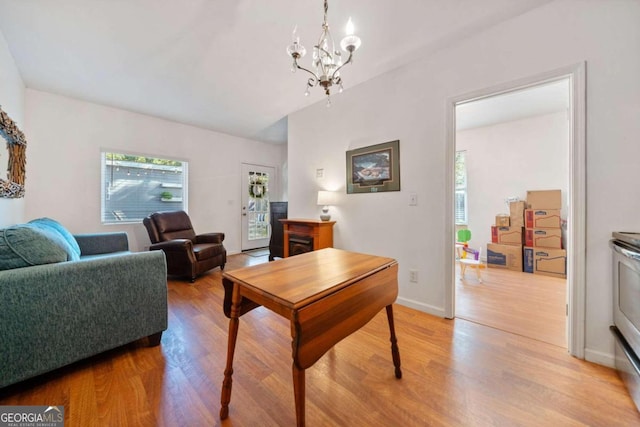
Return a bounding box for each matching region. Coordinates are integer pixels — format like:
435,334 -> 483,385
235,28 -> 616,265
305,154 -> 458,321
522,190 -> 566,279
488,202 -> 524,272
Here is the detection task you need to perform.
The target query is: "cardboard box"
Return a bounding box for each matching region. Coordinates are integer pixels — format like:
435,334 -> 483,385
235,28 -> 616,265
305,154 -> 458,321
495,214 -> 510,227
526,189 -> 561,209
491,226 -> 523,246
487,243 -> 522,272
524,209 -> 562,229
523,247 -> 567,278
509,201 -> 525,228
524,228 -> 563,249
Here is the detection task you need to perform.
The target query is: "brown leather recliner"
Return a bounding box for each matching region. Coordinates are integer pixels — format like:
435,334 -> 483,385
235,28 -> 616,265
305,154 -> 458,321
143,211 -> 226,282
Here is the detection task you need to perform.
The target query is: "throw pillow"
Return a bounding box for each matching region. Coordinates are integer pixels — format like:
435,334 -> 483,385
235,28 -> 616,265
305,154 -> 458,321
0,225 -> 68,271
28,217 -> 81,261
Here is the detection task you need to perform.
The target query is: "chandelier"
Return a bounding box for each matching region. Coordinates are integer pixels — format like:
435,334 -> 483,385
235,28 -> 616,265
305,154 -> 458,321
286,0 -> 362,106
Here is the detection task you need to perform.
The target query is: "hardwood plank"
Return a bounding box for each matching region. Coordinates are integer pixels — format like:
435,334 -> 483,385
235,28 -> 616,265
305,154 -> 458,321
0,253 -> 638,426
456,263 -> 567,347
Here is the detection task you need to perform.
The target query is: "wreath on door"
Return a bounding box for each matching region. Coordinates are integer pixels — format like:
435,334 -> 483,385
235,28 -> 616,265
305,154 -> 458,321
0,107 -> 27,198
248,175 -> 267,199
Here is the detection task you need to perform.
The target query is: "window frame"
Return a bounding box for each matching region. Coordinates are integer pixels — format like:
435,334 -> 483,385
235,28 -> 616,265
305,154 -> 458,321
100,150 -> 189,225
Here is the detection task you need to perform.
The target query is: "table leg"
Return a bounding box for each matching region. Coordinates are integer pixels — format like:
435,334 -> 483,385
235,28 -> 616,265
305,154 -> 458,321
292,364 -> 306,427
385,304 -> 402,379
220,285 -> 241,419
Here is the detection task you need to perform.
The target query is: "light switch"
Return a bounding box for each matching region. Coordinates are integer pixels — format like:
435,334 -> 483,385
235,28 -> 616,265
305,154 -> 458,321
409,193 -> 418,206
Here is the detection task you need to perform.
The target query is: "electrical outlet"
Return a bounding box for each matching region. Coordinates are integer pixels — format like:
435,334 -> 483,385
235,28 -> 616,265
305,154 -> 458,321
409,269 -> 418,283
316,168 -> 324,178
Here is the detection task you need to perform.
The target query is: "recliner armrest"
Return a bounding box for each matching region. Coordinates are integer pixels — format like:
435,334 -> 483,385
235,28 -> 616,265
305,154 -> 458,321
196,233 -> 225,244
150,239 -> 193,252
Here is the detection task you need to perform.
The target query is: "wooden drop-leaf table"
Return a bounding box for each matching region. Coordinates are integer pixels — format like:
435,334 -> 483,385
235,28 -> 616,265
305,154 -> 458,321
219,248 -> 402,426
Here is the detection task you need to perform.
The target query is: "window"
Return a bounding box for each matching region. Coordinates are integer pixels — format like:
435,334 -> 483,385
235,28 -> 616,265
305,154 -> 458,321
101,152 -> 188,224
455,151 -> 467,225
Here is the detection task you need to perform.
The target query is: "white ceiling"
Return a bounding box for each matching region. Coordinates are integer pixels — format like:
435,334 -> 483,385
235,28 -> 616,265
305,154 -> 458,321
456,78 -> 570,131
0,0 -> 553,144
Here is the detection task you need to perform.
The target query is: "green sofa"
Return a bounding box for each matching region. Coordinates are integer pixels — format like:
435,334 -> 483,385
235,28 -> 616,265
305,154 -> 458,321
0,231 -> 168,388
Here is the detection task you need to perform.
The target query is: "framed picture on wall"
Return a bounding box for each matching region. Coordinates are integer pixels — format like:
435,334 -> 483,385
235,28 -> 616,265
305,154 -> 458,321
346,140 -> 400,194
0,106 -> 27,199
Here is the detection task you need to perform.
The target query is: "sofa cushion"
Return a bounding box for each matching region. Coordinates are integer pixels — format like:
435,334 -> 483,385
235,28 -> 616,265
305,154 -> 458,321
152,211 -> 197,242
28,218 -> 81,261
0,225 -> 68,271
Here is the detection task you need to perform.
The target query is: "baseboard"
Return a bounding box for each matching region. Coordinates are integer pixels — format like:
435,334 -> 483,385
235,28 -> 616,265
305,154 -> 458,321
396,296 -> 445,318
585,348 -> 615,368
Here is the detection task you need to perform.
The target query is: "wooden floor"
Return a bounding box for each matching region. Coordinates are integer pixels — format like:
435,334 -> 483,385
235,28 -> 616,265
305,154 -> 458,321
1,253 -> 639,426
455,264 -> 567,347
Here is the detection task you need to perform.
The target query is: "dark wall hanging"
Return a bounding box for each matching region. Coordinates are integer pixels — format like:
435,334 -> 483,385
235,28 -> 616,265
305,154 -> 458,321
346,140 -> 400,194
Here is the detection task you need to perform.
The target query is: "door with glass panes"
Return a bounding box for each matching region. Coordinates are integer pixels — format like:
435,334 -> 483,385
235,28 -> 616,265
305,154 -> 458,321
241,164 -> 275,250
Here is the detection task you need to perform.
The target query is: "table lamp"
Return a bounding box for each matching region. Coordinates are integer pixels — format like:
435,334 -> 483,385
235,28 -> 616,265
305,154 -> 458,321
317,190 -> 337,221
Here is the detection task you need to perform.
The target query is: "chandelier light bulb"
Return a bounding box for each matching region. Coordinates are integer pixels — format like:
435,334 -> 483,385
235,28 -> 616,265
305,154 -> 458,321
345,17 -> 354,35
292,25 -> 299,44
286,25 -> 307,59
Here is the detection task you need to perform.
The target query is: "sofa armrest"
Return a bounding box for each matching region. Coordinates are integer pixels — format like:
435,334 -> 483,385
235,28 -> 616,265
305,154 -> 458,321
196,233 -> 225,244
74,232 -> 129,255
150,239 -> 193,252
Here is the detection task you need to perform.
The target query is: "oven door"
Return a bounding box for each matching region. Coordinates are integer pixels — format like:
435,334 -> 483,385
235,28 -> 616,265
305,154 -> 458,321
611,239 -> 640,353
611,325 -> 640,411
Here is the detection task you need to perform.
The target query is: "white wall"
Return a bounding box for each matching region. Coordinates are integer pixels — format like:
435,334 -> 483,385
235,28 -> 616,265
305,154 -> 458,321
457,111 -> 569,250
0,29 -> 26,226
288,0 -> 640,365
24,89 -> 286,253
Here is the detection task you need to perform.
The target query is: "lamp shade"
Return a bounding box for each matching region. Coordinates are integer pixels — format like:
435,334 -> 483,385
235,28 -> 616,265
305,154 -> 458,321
317,190 -> 337,206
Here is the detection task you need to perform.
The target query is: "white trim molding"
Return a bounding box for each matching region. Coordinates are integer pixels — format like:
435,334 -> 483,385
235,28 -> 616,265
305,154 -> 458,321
444,62 -> 587,359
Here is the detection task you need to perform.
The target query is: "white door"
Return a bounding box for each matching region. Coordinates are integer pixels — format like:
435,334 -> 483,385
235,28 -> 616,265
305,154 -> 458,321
241,164 -> 275,250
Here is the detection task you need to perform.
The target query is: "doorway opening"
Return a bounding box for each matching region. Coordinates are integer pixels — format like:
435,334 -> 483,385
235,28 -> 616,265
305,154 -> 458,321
456,79 -> 569,348
445,63 -> 586,358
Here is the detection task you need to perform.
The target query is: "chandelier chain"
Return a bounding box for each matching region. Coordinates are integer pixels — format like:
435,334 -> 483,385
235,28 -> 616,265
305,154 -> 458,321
324,0 -> 329,26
